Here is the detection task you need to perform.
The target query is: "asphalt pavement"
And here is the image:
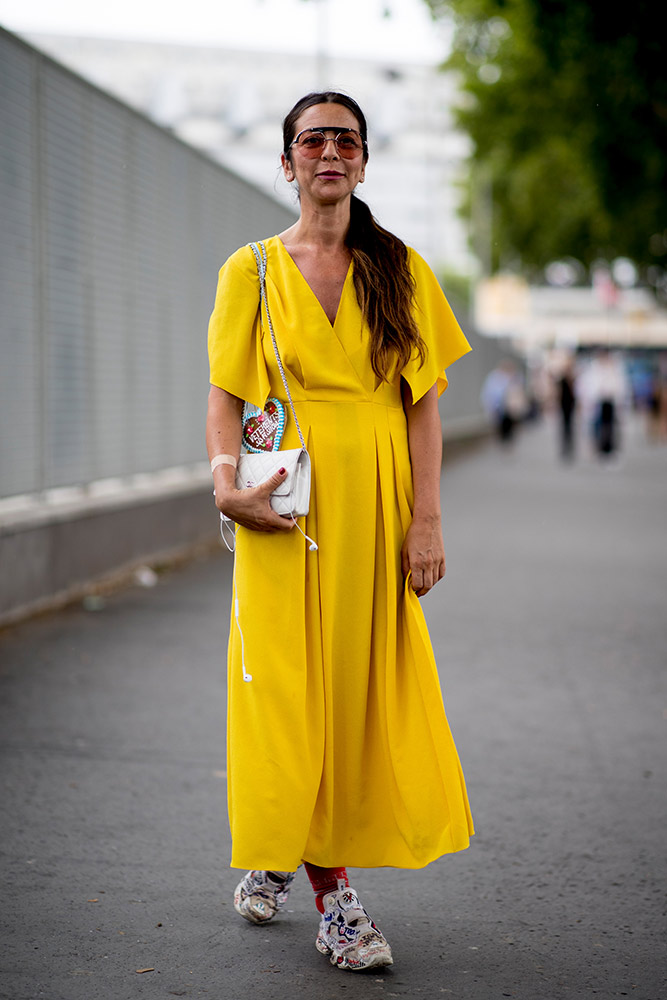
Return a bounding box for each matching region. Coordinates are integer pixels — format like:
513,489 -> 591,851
1,413 -> 666,1000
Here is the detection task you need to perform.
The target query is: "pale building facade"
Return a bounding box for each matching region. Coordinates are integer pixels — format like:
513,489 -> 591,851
27,33 -> 474,273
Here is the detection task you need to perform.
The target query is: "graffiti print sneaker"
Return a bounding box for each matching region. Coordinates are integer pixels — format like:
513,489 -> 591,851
233,870 -> 296,924
315,885 -> 393,971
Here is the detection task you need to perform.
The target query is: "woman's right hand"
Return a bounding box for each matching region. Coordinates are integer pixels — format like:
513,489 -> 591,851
214,467 -> 295,533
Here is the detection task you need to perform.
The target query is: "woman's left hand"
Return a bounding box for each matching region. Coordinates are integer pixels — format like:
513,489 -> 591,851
401,515 -> 446,597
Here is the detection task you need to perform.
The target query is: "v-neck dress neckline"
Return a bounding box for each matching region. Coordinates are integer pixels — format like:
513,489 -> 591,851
276,236 -> 352,329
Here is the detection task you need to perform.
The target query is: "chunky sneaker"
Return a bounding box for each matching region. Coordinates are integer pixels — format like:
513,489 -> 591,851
233,870 -> 296,925
315,885 -> 393,971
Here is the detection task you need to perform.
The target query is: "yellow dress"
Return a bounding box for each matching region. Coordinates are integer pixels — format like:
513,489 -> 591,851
208,236 -> 474,871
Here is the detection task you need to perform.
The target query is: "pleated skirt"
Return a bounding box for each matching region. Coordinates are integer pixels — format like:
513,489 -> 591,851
227,398 -> 474,871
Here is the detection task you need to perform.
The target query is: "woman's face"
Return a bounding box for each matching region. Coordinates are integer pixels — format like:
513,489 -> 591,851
281,103 -> 366,204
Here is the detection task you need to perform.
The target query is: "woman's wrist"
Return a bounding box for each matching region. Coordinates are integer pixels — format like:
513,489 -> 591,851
411,507 -> 441,524
212,464 -> 238,501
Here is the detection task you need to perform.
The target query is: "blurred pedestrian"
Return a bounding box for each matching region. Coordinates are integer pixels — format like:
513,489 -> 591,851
646,355 -> 667,443
480,359 -> 527,445
556,358 -> 577,461
579,350 -> 631,461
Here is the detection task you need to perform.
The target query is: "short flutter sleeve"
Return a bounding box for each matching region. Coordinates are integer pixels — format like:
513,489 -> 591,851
401,248 -> 472,402
207,247 -> 270,408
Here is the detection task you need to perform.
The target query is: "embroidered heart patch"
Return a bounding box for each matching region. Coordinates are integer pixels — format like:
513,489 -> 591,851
242,398 -> 286,453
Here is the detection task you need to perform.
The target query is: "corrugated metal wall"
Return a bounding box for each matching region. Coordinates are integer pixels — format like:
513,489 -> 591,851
0,29 -> 297,500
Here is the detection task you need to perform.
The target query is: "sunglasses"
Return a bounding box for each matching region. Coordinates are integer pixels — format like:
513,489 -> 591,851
290,127 -> 367,159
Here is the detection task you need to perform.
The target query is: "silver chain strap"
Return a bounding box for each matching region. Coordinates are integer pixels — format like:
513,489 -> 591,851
249,241 -> 306,450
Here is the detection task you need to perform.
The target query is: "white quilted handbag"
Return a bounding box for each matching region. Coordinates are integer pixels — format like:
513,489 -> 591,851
235,447 -> 311,518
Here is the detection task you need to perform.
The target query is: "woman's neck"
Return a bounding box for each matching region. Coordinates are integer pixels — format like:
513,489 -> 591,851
281,198 -> 351,252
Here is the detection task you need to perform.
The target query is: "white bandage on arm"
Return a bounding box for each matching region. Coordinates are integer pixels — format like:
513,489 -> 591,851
210,454 -> 238,474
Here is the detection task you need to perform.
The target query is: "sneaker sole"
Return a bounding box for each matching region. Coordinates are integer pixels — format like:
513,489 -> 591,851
331,946 -> 393,971
316,932 -> 393,971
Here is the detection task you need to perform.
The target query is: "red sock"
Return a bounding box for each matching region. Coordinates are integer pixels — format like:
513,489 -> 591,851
303,862 -> 349,913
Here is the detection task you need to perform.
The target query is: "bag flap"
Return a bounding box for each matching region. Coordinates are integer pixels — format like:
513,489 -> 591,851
236,448 -> 302,495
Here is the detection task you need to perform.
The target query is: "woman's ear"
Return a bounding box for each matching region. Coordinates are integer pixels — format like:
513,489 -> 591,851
281,152 -> 295,183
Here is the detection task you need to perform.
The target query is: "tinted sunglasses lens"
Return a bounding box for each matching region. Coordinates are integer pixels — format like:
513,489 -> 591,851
296,131 -> 363,157
335,132 -> 363,157
299,133 -> 326,156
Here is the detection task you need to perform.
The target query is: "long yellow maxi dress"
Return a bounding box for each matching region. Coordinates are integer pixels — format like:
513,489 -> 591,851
208,236 -> 474,872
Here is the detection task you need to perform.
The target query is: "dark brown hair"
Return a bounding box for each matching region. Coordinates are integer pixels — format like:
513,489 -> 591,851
282,92 -> 424,382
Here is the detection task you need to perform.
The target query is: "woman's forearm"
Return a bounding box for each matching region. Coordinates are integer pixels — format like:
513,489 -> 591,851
206,385 -> 243,457
403,383 -> 442,521
400,381 -> 445,595
206,385 -> 244,499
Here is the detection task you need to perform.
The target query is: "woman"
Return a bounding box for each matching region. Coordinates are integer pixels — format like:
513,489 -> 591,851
206,92 -> 474,972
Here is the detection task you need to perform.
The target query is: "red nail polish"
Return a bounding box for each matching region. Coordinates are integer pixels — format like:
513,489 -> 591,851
279,467 -> 286,474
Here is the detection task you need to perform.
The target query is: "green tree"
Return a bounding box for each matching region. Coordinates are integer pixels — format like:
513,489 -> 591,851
424,0 -> 667,287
